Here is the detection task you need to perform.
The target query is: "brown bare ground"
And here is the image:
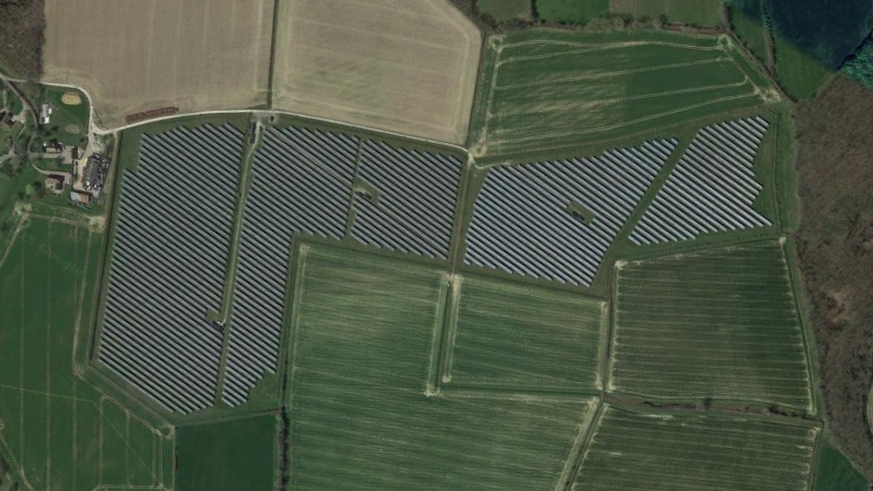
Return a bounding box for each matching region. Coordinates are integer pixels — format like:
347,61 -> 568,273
42,0 -> 274,128
794,75 -> 873,479
60,92 -> 81,105
272,0 -> 482,144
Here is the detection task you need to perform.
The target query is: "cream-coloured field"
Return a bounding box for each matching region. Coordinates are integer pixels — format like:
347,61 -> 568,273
43,0 -> 274,128
272,0 -> 482,144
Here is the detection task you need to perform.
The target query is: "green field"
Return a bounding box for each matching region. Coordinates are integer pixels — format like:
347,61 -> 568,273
478,0 -> 530,22
730,0 -> 770,64
39,86 -> 89,147
572,405 -> 819,491
610,240 -> 814,411
286,245 -> 597,490
469,30 -> 775,156
611,0 -> 724,26
176,415 -> 278,491
0,215 -> 174,491
774,35 -> 833,100
536,0 -> 609,24
445,274 -> 606,391
814,439 -> 870,491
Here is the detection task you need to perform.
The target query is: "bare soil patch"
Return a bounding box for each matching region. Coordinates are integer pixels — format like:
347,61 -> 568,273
42,0 -> 274,128
272,0 -> 482,144
60,91 -> 81,105
794,75 -> 873,478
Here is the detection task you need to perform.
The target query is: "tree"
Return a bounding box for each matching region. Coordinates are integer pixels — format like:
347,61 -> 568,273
841,33 -> 873,91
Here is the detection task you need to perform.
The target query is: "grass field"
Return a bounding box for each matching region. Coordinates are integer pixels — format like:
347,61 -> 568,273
729,0 -> 770,65
39,86 -> 90,147
774,35 -> 833,100
572,405 -> 820,491
0,215 -> 174,491
469,30 -> 775,156
478,0 -> 530,22
814,438 -> 870,491
610,240 -> 814,411
176,415 -> 278,491
444,274 -> 607,391
43,0 -> 274,129
272,0 -> 482,145
610,0 -> 724,26
286,245 -> 597,490
537,0 -> 609,24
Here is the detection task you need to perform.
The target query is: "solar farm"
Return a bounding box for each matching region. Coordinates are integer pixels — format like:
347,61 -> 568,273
0,15 -> 840,491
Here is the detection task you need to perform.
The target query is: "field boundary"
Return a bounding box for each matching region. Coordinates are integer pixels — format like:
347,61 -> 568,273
780,236 -> 821,416
555,400 -> 606,491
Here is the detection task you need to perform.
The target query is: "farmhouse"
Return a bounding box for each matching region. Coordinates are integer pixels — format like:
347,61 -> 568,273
43,139 -> 64,154
44,175 -> 64,193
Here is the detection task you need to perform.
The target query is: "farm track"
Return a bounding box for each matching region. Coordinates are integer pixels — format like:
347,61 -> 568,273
213,121 -> 263,405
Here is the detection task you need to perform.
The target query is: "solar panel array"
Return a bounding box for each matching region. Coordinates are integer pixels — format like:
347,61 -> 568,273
98,124 -> 243,414
99,120 -> 466,410
221,126 -> 358,407
630,117 -> 772,245
351,141 -> 464,259
464,140 -> 678,286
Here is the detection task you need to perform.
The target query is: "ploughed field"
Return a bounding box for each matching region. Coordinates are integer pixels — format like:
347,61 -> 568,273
41,0 -> 482,145
271,0 -> 482,144
42,0 -> 274,128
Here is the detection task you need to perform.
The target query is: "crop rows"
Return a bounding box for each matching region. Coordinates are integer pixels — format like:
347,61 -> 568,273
98,124 -> 243,414
471,31 -> 770,155
351,141 -> 464,260
222,126 -> 357,407
610,241 -> 813,410
288,246 -> 595,490
447,275 -> 606,390
572,405 -> 818,491
464,140 -> 677,286
630,117 -> 772,244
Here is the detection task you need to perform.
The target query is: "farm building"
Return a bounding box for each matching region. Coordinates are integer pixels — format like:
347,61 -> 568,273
39,103 -> 52,125
43,139 -> 64,153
